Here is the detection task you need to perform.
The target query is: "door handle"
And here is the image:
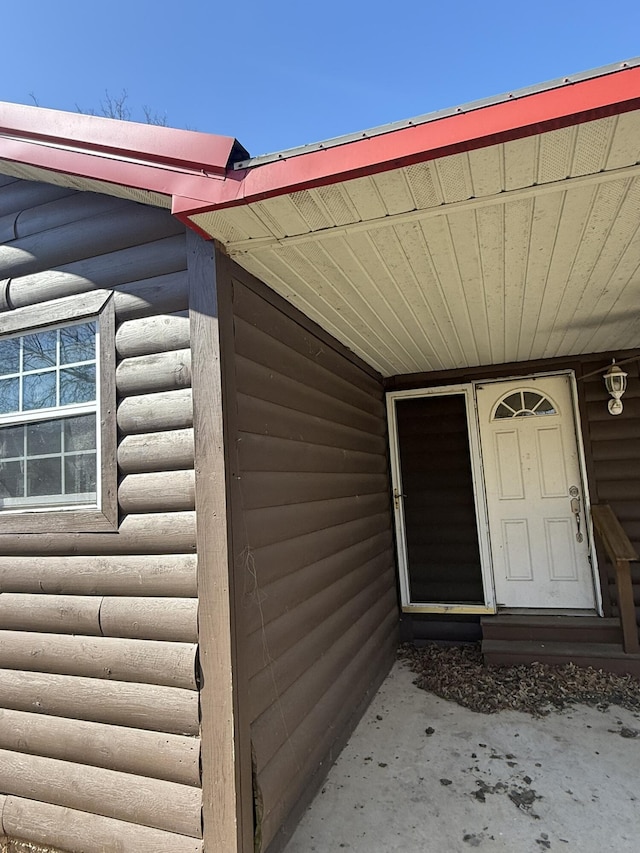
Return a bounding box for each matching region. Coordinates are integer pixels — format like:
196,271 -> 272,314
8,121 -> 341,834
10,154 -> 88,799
393,488 -> 406,510
569,486 -> 584,543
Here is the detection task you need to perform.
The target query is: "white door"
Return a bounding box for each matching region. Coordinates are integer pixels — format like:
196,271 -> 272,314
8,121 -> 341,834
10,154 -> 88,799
476,375 -> 596,609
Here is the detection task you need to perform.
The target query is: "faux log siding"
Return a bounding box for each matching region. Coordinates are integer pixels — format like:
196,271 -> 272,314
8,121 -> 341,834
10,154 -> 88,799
0,178 -> 201,851
230,275 -> 397,853
583,357 -> 640,627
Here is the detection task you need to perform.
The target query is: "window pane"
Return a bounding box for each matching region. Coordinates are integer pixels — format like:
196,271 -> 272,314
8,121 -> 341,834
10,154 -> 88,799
523,391 -> 542,411
60,322 -> 96,365
0,378 -> 19,414
0,338 -> 20,376
26,456 -> 62,497
0,425 -> 24,459
23,371 -> 57,410
60,365 -> 95,406
27,420 -> 62,456
0,460 -> 24,498
23,330 -> 57,370
64,414 -> 96,451
536,397 -> 556,415
503,392 -> 522,411
494,403 -> 513,419
65,453 -> 97,495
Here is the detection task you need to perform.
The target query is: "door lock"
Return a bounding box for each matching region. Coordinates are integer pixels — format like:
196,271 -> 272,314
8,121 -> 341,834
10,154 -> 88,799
569,486 -> 584,543
393,488 -> 406,510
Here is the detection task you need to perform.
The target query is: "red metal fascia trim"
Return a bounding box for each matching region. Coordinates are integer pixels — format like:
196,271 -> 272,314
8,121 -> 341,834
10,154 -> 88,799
0,101 -> 238,175
175,209 -> 215,241
0,137 -> 234,203
174,65 -> 640,217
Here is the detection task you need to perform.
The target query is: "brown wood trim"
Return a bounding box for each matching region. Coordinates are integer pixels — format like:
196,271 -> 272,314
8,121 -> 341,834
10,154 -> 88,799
224,255 -> 383,382
384,350 -> 640,391
187,234 -> 250,853
215,250 -> 255,851
591,504 -> 640,654
98,295 -> 118,528
0,288 -> 112,333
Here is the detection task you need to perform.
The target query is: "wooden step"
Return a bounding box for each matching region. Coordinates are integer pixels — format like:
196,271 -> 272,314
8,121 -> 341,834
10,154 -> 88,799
483,639 -> 640,678
481,615 -> 623,645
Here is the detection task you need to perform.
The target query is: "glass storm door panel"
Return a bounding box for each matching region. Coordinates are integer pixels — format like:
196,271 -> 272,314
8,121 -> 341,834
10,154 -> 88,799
476,375 -> 595,609
394,393 -> 484,605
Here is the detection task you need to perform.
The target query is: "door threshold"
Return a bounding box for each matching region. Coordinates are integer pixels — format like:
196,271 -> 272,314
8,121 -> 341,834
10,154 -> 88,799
497,608 -> 599,617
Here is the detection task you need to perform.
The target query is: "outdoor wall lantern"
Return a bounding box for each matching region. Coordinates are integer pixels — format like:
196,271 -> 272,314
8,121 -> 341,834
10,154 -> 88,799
603,359 -> 628,415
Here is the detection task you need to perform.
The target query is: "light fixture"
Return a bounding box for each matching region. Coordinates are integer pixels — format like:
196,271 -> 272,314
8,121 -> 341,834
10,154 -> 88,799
603,359 -> 628,415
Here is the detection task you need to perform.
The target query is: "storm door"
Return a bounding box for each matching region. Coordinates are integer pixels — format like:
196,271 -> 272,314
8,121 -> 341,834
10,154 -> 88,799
476,374 -> 597,610
387,386 -> 494,612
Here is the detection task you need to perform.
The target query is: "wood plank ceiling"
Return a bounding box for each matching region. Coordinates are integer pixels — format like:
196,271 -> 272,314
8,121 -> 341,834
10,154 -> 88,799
193,112 -> 640,377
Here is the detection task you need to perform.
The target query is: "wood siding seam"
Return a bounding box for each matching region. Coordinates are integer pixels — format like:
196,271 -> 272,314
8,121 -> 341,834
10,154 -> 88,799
0,709 -> 201,787
0,669 -> 200,734
2,796 -> 204,853
0,554 -> 198,596
0,748 -> 202,838
0,631 -> 199,690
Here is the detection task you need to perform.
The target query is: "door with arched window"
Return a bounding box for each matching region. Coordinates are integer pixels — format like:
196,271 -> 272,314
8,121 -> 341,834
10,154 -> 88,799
476,374 -> 596,609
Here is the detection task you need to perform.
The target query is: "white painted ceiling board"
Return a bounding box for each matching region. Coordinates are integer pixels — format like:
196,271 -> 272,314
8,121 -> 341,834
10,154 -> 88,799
605,112 -> 640,169
503,135 -> 539,191
444,208 -> 493,364
503,197 -> 534,362
516,192 -> 565,361
369,168 -> 417,216
289,189 -> 334,231
537,127 -> 574,184
433,152 -> 473,203
403,162 -> 442,209
475,204 -> 506,365
393,220 -> 466,368
467,144 -> 504,198
314,185 -> 360,226
341,175 -> 388,221
571,117 -> 614,176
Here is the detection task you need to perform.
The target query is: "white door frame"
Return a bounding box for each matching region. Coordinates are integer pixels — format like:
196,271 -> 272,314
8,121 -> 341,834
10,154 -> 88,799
387,370 -> 602,616
387,383 -> 495,614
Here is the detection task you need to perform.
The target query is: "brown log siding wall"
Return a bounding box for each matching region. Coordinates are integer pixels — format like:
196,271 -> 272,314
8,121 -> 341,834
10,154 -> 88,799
582,357 -> 640,627
226,263 -> 398,853
0,178 -> 202,853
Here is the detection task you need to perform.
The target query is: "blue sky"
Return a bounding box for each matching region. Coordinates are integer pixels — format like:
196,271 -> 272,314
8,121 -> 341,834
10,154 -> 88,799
3,1 -> 640,157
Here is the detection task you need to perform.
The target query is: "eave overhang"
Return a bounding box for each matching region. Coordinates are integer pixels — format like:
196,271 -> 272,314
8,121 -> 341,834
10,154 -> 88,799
1,61 -> 639,377
0,101 -> 248,206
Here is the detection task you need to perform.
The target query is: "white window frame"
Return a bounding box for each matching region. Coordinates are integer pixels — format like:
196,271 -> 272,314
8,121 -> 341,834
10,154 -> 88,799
0,290 -> 117,533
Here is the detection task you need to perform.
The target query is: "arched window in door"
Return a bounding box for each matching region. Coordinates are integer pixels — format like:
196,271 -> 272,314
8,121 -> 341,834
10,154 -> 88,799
492,389 -> 557,420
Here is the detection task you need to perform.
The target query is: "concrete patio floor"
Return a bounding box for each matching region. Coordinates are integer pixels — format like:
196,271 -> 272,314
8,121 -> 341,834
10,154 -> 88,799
284,661 -> 640,852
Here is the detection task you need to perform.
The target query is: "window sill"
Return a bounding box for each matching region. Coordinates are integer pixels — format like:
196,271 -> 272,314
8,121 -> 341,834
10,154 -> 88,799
0,506 -> 118,534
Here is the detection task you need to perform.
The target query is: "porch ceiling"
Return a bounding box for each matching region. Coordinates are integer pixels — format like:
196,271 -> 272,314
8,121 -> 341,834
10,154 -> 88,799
192,112 -> 640,377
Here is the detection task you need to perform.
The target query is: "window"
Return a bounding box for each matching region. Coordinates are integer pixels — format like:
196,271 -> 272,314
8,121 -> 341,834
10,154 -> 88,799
493,390 -> 557,420
0,291 -> 116,532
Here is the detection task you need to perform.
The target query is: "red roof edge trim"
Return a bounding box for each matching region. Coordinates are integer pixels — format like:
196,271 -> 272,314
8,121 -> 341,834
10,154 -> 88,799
0,137 -> 237,204
174,65 -> 640,217
0,101 -> 247,176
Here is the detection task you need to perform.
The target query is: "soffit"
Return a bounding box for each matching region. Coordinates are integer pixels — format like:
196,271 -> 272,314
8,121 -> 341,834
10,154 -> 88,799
191,112 -> 640,376
0,159 -> 172,208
